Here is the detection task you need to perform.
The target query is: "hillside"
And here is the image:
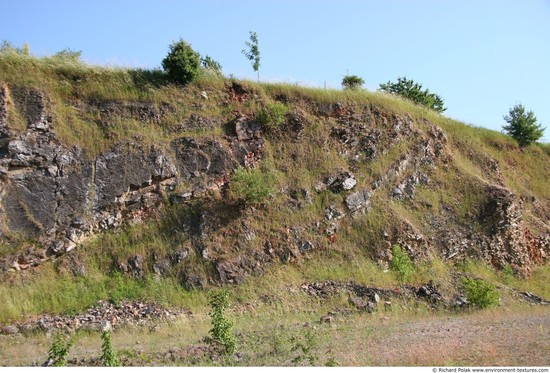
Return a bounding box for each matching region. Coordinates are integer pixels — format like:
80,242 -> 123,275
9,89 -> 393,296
0,53 -> 549,366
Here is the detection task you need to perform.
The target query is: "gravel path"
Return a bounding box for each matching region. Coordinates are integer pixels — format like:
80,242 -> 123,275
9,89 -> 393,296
365,310 -> 550,366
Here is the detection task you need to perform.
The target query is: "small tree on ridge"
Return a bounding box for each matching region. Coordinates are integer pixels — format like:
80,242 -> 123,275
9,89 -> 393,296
162,38 -> 201,85
341,75 -> 365,90
502,104 -> 545,147
242,30 -> 260,82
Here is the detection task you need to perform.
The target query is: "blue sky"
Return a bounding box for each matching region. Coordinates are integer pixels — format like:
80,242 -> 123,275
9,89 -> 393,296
2,0 -> 549,141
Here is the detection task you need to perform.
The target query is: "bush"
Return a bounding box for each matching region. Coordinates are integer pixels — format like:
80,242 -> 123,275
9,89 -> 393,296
208,290 -> 236,355
341,75 -> 365,90
379,76 -> 446,113
229,166 -> 274,205
257,102 -> 288,130
462,277 -> 500,309
161,38 -> 201,85
100,323 -> 120,367
201,55 -> 222,76
502,104 -> 545,147
390,244 -> 414,282
45,332 -> 74,367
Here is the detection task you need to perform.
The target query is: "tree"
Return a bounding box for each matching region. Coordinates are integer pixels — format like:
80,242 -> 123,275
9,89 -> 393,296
242,30 -> 260,82
502,104 -> 545,147
201,55 -> 222,76
161,38 -> 201,85
341,75 -> 364,90
379,76 -> 446,113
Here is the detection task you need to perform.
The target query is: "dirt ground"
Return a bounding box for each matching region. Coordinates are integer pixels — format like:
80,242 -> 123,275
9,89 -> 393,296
1,306 -> 548,366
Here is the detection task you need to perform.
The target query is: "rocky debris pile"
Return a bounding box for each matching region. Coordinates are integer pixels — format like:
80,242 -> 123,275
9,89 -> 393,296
415,280 -> 443,303
520,291 -> 550,306
299,280 -> 446,312
0,300 -> 188,335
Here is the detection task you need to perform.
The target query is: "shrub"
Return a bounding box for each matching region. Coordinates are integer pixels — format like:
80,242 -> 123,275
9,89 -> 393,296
390,244 -> 414,282
201,55 -> 222,76
208,290 -> 236,355
257,102 -> 288,130
341,75 -> 364,90
290,329 -> 318,365
462,277 -> 500,309
502,104 -> 545,147
229,166 -> 274,205
52,48 -> 82,62
100,323 -> 120,367
45,332 -> 74,367
161,38 -> 201,85
379,76 -> 446,113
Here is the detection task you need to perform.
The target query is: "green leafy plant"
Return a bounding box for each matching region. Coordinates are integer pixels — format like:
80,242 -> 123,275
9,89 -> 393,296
379,76 -> 446,113
162,38 -> 201,85
502,104 -> 545,147
242,30 -> 261,81
390,244 -> 414,282
462,277 -> 500,309
290,329 -> 318,365
101,323 -> 120,367
45,332 -> 74,367
201,55 -> 222,76
257,102 -> 288,130
229,165 -> 275,205
52,48 -> 82,62
341,75 -> 364,90
208,289 -> 236,355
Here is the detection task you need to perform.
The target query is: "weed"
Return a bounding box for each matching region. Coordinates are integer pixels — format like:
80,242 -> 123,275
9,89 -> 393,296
257,101 -> 288,131
462,277 -> 500,309
290,328 -> 318,366
228,165 -> 275,205
100,323 -> 120,367
390,244 -> 414,282
208,289 -> 236,355
45,331 -> 74,367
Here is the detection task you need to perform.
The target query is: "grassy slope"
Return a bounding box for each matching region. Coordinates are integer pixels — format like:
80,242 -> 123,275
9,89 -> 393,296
0,53 -> 549,325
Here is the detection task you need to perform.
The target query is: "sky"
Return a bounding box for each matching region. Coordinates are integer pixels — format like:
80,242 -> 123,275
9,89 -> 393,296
2,0 -> 549,141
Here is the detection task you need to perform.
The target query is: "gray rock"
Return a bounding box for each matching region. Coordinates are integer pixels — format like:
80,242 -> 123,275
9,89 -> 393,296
345,190 -> 370,211
342,176 -> 357,190
127,255 -> 145,279
300,240 -> 315,252
1,325 -> 19,335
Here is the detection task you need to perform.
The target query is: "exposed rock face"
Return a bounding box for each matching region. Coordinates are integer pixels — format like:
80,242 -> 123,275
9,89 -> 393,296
0,87 -> 263,272
0,84 -> 548,282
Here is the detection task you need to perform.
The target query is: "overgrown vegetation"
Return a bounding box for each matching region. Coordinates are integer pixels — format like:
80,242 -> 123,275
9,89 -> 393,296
100,324 -> 120,367
208,290 -> 236,356
257,101 -> 288,130
46,332 -> 74,367
379,76 -> 446,113
462,277 -> 500,309
390,244 -> 414,282
228,165 -> 276,205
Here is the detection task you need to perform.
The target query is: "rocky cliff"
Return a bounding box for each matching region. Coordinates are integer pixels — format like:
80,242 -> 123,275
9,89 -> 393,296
0,70 -> 549,286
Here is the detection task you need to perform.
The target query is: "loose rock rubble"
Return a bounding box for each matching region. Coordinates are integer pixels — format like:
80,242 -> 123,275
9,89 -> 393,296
0,299 -> 188,335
